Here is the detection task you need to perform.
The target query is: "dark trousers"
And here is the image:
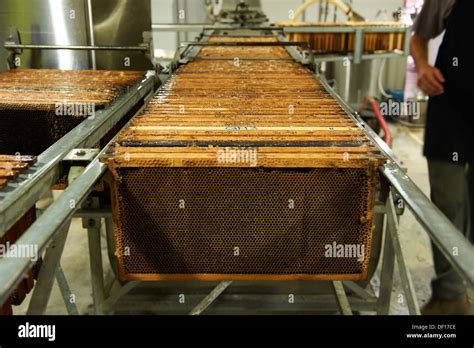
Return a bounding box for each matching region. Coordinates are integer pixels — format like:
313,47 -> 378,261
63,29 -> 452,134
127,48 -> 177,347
428,160 -> 473,299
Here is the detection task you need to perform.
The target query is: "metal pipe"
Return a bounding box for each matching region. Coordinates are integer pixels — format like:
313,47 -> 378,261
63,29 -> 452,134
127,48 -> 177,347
185,41 -> 309,47
292,0 -> 363,22
4,44 -> 148,51
151,24 -> 285,32
151,24 -> 410,34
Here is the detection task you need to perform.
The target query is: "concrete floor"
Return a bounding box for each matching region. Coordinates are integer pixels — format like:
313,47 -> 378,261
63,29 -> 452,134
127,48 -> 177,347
15,122 -> 441,315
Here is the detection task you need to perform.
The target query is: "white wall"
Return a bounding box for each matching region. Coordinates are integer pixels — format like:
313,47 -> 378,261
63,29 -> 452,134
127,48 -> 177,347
152,0 -> 179,60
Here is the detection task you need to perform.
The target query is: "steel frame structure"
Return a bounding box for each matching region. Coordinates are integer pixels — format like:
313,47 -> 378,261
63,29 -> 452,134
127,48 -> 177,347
152,23 -> 412,64
0,26 -> 472,316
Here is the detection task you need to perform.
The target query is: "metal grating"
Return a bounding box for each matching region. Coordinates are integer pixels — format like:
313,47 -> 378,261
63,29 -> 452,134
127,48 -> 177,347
102,36 -> 385,281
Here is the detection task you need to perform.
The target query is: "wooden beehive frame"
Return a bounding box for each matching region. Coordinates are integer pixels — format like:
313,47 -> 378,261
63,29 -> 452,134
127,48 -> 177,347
277,21 -> 406,53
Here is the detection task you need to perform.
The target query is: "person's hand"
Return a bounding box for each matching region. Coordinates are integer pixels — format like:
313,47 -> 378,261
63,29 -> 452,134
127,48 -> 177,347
417,64 -> 445,96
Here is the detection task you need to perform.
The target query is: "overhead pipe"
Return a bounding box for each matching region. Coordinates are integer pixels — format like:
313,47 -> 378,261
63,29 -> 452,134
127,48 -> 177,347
292,0 -> 365,22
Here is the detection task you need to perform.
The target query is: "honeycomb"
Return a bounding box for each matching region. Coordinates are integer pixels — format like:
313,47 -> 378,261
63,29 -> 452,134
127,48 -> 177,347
111,167 -> 376,280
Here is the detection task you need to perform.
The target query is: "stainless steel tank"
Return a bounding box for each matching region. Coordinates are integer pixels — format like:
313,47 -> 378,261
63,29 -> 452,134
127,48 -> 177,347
0,0 -> 152,72
324,58 -> 407,108
91,0 -> 152,70
0,0 -> 90,72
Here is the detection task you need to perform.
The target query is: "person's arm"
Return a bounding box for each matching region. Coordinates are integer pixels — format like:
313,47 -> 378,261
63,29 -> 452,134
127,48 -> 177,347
410,34 -> 445,96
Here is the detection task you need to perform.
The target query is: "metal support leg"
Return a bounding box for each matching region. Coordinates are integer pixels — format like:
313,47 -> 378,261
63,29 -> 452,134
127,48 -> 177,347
105,280 -> 140,312
85,216 -> 106,315
332,281 -> 353,315
354,28 -> 363,64
189,281 -> 233,315
55,264 -> 79,315
104,216 -> 118,276
386,191 -> 421,315
377,214 -> 395,315
343,281 -> 374,300
27,221 -> 71,315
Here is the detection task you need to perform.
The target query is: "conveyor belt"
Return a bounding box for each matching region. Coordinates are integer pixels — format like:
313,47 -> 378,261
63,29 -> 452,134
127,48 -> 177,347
102,36 -> 386,281
0,155 -> 36,190
0,69 -> 144,110
0,69 -> 145,155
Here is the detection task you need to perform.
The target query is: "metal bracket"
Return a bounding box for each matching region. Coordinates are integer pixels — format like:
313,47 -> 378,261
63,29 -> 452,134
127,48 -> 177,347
385,190 -> 421,315
5,27 -> 22,69
64,149 -> 100,162
26,222 -> 71,315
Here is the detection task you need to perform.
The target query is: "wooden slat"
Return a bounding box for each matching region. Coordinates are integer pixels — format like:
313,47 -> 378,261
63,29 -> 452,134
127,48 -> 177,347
0,155 -> 36,189
0,69 -> 145,111
0,155 -> 36,163
0,161 -> 29,170
105,36 -> 384,169
0,169 -> 17,178
111,146 -> 379,154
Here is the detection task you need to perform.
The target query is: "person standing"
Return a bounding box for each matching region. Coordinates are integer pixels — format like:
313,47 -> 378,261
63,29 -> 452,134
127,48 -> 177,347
410,0 -> 473,314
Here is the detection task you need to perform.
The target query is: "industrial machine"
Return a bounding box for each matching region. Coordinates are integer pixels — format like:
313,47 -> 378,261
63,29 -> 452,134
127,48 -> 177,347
102,35 -> 384,282
0,0 -> 472,316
